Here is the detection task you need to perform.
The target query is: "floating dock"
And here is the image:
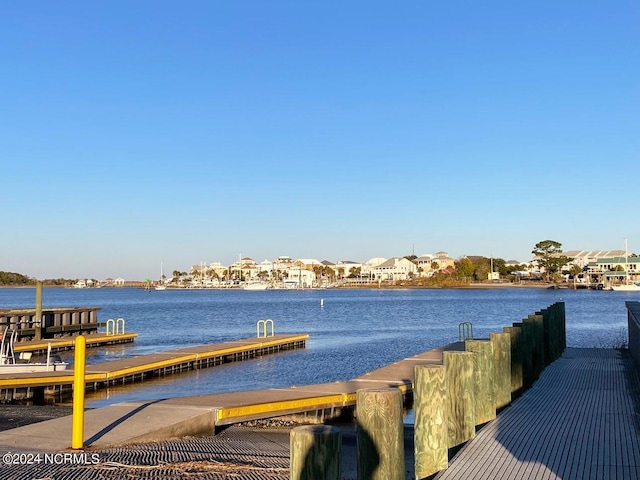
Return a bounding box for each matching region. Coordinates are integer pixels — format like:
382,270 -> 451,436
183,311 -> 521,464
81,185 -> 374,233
0,333 -> 308,402
12,332 -> 138,355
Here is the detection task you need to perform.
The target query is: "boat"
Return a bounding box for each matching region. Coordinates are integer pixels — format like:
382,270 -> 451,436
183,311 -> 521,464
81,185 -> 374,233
0,329 -> 69,373
611,240 -> 640,291
243,281 -> 269,290
155,262 -> 167,291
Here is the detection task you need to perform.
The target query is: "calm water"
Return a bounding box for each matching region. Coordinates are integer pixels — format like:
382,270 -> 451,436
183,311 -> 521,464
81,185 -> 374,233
0,287 -> 635,408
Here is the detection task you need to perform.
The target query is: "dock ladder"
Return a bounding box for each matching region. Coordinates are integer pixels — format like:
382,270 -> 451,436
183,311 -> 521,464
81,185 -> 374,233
458,322 -> 474,341
106,318 -> 126,336
256,319 -> 275,338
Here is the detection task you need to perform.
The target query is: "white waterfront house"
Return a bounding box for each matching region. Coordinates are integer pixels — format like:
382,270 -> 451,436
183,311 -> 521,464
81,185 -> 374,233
284,266 -> 316,288
372,257 -> 418,281
335,260 -> 362,278
362,258 -> 387,279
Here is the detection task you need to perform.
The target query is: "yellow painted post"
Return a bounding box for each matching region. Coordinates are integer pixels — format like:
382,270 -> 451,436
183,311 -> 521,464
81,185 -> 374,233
72,335 -> 86,449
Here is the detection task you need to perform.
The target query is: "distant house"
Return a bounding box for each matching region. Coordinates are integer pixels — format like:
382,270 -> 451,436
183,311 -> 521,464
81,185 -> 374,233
294,259 -> 323,270
114,277 -> 125,286
284,267 -> 316,288
362,258 -> 387,278
372,257 -> 417,281
335,260 -> 362,278
432,251 -> 455,271
414,254 -> 435,276
564,250 -> 625,270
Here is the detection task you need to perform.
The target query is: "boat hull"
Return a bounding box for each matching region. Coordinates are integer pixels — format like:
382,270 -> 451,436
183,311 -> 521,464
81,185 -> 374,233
0,362 -> 69,374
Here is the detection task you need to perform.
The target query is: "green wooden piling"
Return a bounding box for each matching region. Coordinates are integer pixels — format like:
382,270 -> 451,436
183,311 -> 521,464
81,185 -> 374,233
356,388 -> 404,480
290,425 -> 342,480
443,351 -> 475,448
465,339 -> 495,425
503,325 -> 524,396
526,314 -> 545,379
414,364 -> 448,478
490,332 -> 512,410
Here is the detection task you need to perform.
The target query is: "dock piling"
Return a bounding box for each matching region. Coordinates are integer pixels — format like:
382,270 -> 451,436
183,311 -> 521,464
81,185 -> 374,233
443,350 -> 475,448
290,425 -> 342,480
356,388 -> 405,480
464,339 -> 496,425
414,364 -> 448,478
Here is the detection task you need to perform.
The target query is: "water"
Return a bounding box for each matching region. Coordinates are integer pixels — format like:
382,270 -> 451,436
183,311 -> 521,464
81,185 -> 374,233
0,286 -> 635,408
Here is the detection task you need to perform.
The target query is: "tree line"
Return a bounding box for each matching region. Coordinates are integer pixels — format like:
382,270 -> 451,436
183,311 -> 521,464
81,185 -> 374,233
0,272 -> 84,286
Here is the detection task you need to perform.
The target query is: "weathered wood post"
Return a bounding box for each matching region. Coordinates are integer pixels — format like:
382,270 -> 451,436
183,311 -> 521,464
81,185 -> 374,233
414,364 -> 448,478
465,339 -> 495,425
503,325 -> 523,396
559,301 -> 566,352
517,321 -> 534,388
526,314 -> 545,380
490,332 -> 512,410
290,425 -> 342,480
356,388 -> 404,480
443,351 -> 475,448
35,281 -> 43,341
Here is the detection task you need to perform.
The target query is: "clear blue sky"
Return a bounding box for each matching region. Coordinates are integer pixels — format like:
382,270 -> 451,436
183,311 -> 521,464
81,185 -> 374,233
2,1 -> 639,280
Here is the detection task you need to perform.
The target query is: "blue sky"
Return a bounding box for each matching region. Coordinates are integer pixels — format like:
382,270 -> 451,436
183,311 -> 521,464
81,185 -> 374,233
2,1 -> 639,280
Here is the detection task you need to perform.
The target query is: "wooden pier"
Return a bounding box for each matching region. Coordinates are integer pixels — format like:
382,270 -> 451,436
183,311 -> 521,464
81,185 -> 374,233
0,333 -> 308,402
0,306 -> 103,341
11,332 -> 137,355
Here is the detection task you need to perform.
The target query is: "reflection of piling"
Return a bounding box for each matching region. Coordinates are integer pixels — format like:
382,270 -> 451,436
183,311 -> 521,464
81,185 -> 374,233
356,388 -> 404,480
290,425 -> 341,480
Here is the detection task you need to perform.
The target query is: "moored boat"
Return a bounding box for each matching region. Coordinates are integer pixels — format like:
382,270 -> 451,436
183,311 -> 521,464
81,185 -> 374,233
0,329 -> 69,373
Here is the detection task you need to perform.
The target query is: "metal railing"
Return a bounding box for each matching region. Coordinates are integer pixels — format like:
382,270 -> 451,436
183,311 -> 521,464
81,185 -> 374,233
256,319 -> 275,338
105,318 -> 126,336
458,322 -> 474,341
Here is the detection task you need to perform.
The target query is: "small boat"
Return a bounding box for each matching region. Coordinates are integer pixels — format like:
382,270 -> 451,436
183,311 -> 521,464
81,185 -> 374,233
243,281 -> 269,290
0,329 -> 69,374
155,262 -> 167,291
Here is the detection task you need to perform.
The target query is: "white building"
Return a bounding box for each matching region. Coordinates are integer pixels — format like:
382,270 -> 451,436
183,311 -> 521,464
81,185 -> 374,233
372,257 -> 418,281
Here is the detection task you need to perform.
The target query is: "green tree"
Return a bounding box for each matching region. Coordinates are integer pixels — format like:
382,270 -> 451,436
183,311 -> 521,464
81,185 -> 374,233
473,259 -> 491,281
455,257 -> 475,280
532,240 -> 571,282
569,265 -> 582,278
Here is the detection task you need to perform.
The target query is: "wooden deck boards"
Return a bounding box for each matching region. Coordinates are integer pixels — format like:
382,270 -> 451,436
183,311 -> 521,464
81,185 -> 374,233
435,348 -> 640,480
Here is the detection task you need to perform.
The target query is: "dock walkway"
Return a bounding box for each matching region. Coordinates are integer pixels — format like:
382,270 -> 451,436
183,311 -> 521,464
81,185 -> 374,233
435,348 -> 640,480
0,348 -> 639,479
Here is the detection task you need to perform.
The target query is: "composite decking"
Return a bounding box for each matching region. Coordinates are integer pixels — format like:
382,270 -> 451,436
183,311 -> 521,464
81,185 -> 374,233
435,348 -> 640,480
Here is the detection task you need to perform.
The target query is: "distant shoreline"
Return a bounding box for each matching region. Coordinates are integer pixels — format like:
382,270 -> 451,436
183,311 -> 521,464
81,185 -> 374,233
1,282 -> 561,290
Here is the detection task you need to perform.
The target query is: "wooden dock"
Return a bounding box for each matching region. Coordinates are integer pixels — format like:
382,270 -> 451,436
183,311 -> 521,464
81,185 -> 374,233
0,333 -> 308,402
11,332 -> 137,354
0,306 -> 103,341
434,348 -> 640,480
